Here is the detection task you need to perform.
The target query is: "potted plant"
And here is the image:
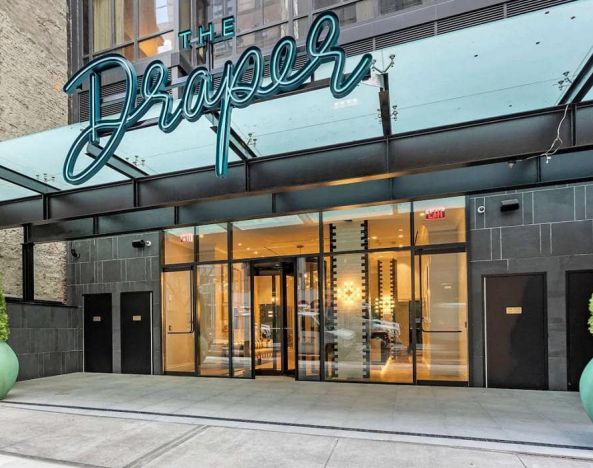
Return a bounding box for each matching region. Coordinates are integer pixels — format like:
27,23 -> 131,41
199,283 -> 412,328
0,281 -> 19,400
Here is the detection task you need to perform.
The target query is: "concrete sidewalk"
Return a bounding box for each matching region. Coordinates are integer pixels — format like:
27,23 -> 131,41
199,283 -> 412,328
1,373 -> 593,465
0,406 -> 592,468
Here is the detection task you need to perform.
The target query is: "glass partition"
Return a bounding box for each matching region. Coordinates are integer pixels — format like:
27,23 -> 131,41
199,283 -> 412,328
198,224 -> 228,262
163,227 -> 195,264
163,270 -> 196,373
197,264 -> 230,376
232,262 -> 252,377
413,197 -> 466,245
415,252 -> 468,382
232,214 -> 320,259
323,203 -> 411,252
296,257 -> 321,380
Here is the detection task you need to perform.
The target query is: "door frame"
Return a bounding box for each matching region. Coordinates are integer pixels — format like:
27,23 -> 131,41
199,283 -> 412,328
482,272 -> 548,389
250,257 -> 298,378
565,269 -> 593,391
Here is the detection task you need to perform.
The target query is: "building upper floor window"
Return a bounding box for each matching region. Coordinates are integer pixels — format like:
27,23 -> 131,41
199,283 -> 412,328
83,0 -> 176,62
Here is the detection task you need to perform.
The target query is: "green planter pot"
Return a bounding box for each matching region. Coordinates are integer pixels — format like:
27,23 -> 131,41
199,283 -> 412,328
580,358 -> 593,422
0,341 -> 18,400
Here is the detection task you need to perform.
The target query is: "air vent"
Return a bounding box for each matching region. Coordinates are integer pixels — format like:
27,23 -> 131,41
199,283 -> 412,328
436,4 -> 505,35
507,0 -> 573,17
342,38 -> 373,57
374,23 -> 434,49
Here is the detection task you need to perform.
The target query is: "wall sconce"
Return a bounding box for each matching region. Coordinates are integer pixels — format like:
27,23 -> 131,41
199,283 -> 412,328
70,248 -> 80,259
337,281 -> 362,305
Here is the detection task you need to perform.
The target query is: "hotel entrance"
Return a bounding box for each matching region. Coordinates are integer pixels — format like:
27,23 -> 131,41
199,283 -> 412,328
252,260 -> 296,376
162,197 -> 468,384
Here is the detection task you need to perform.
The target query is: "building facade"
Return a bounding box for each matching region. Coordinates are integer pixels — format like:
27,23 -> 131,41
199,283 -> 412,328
1,0 -> 592,391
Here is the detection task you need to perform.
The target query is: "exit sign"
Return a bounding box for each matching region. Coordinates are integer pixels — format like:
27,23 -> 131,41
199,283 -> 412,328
425,207 -> 446,220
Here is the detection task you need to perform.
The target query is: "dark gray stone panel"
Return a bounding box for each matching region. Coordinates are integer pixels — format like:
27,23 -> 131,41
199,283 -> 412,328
102,260 -> 123,283
523,191 -> 534,225
575,185 -> 586,220
96,238 -> 114,261
126,258 -> 147,282
533,187 -> 575,224
42,352 -> 63,376
469,229 -> 491,261
551,220 -> 593,256
500,225 -> 541,259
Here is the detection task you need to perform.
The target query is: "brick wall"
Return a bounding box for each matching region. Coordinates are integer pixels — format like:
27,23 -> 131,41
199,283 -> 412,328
468,183 -> 593,390
6,302 -> 82,381
0,0 -> 69,302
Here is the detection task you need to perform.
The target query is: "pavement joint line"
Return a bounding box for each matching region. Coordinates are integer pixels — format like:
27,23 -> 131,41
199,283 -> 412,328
323,438 -> 339,468
2,400 -> 593,453
123,425 -> 208,468
0,448 -> 101,468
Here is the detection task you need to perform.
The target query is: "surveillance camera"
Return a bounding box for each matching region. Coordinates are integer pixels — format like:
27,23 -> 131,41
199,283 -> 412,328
132,239 -> 152,248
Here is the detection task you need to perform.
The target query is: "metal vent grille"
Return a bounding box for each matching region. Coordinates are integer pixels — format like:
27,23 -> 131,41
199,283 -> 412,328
78,68 -> 172,121
507,0 -> 573,17
436,4 -> 505,35
374,23 -> 434,49
342,38 -> 374,57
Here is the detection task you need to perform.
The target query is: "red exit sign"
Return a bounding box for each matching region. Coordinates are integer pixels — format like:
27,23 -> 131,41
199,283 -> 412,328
425,207 -> 446,220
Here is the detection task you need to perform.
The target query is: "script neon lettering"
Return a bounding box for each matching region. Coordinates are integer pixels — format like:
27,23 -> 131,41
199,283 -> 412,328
62,12 -> 373,185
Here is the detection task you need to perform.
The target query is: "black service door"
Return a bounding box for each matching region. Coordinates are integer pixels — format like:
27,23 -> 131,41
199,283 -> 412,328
566,271 -> 593,391
84,294 -> 113,373
121,292 -> 152,374
485,274 -> 547,390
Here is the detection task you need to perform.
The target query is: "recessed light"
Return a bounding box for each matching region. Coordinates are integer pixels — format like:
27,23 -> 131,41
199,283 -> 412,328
238,243 -> 242,246
371,236 -> 378,240
398,234 -> 404,239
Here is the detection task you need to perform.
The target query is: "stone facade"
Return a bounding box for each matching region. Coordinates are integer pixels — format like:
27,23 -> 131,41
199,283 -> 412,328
68,232 -> 162,374
0,228 -> 22,298
0,0 -> 68,139
469,183 -> 593,391
0,1 -> 69,302
6,302 -> 82,381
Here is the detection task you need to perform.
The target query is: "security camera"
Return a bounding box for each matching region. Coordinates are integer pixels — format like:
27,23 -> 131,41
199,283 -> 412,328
132,239 -> 152,248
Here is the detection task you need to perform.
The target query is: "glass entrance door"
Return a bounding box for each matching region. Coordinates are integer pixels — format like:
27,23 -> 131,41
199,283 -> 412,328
252,261 -> 296,375
415,251 -> 468,383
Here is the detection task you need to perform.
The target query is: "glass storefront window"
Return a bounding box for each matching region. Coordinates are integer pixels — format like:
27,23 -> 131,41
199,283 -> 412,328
324,250 -> 413,383
297,257 -> 320,380
232,214 -> 320,259
323,203 -> 411,252
197,224 -> 228,262
414,252 -> 468,382
139,31 -> 174,58
163,270 -> 196,373
93,0 -> 113,51
163,227 -> 195,264
232,263 -> 252,377
236,24 -> 287,54
114,0 -> 134,44
413,197 -> 466,245
379,0 -> 424,15
197,264 -> 230,376
139,0 -> 175,37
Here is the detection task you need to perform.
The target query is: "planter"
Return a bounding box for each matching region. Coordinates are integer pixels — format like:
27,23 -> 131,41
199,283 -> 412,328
580,358 -> 593,422
0,341 -> 18,400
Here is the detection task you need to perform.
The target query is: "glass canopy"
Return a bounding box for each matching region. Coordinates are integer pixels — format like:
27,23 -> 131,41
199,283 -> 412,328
0,0 -> 591,203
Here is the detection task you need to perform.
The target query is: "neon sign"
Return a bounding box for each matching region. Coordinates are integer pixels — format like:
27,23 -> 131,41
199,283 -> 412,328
425,207 -> 446,220
62,12 -> 373,185
178,16 -> 235,49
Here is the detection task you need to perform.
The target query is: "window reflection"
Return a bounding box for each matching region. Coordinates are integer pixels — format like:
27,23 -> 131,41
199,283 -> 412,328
139,31 -> 174,58
415,252 -> 468,382
163,227 -> 194,264
197,264 -> 230,376
163,270 -> 196,373
197,224 -> 228,262
139,0 -> 175,37
297,257 -> 320,380
232,263 -> 252,377
323,203 -> 411,252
